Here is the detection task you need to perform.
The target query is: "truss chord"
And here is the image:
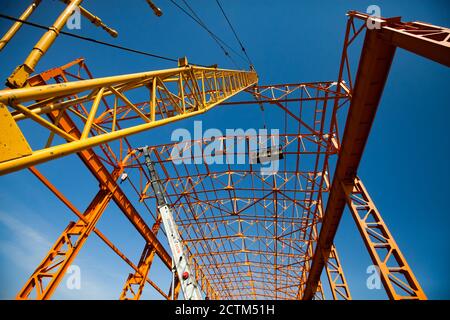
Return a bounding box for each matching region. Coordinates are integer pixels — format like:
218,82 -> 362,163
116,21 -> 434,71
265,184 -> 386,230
2,9 -> 446,300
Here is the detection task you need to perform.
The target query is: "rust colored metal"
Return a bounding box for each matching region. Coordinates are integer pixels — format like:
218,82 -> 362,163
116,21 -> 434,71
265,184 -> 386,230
2,10 -> 447,300
303,12 -> 448,300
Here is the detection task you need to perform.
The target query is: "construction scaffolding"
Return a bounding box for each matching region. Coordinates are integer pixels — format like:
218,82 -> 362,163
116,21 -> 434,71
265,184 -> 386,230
0,2 -> 449,300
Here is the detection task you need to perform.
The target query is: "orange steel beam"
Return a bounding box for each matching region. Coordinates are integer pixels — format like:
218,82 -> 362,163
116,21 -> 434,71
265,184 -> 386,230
24,60 -> 223,299
320,185 -> 351,300
25,60 -> 226,299
28,64 -> 172,271
296,177 -> 351,300
24,166 -> 169,299
120,217 -> 162,300
303,11 -> 448,299
299,225 -> 351,300
11,59 -> 348,299
325,245 -> 351,300
46,114 -> 170,269
303,21 -> 397,300
342,177 -> 426,299
15,64 -> 173,299
117,80 -> 349,299
17,168 -> 118,299
348,11 -> 450,67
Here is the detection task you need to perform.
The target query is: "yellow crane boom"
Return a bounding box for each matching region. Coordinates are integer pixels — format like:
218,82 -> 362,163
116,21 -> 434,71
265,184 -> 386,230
0,58 -> 257,175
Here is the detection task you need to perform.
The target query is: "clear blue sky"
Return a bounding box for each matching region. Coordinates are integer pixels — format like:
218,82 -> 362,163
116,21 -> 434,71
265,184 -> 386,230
0,0 -> 449,299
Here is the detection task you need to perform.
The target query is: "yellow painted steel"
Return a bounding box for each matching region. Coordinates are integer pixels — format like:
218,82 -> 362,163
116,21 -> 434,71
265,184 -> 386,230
0,64 -> 258,175
59,0 -> 118,37
0,103 -> 32,162
0,0 -> 42,51
4,67 -> 185,103
6,0 -> 83,88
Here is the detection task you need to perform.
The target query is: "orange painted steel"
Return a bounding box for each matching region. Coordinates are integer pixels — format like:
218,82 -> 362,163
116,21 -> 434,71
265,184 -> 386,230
26,166 -> 170,299
17,58 -> 228,300
325,246 -> 352,300
303,12 -> 448,300
2,10 -> 446,300
20,63 -> 346,299
303,15 -> 397,300
120,218 -> 162,300
17,168 -> 118,299
31,77 -> 350,299
348,11 -> 450,67
297,198 -> 351,300
342,177 -> 426,299
118,77 -> 351,299
15,61 -> 173,300
27,61 -> 172,270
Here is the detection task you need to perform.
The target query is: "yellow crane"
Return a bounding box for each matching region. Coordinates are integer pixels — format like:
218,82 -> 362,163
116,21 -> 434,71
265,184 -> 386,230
0,0 -> 257,175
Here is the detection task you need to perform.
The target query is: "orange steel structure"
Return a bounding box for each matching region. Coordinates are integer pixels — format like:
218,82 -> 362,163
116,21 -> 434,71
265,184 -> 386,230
0,6 -> 449,300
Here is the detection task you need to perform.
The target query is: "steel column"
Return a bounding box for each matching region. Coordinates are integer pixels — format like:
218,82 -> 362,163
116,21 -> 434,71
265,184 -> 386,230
342,177 -> 426,299
303,28 -> 397,300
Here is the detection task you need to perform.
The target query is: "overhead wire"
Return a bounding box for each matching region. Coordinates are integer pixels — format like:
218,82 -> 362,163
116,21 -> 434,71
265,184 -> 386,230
179,0 -> 245,62
214,0 -> 254,67
0,13 -> 210,67
167,0 -> 248,69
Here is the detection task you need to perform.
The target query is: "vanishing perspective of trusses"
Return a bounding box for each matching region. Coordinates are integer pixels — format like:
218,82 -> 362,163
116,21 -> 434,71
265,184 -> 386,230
0,1 -> 449,300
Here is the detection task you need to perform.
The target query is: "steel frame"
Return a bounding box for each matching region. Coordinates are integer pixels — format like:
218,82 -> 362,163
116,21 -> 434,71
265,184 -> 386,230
342,177 -> 426,299
14,63 -> 175,300
0,9 -> 447,300
0,63 -> 257,174
303,11 -> 449,300
14,59 -> 224,300
112,79 -> 351,299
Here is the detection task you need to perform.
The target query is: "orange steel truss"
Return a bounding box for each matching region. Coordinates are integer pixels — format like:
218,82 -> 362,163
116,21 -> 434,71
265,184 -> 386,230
2,10 -> 448,300
302,11 -> 449,300
342,177 -> 426,300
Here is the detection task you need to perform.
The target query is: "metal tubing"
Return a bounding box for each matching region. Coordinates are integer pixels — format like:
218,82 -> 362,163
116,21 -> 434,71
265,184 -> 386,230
0,0 -> 41,51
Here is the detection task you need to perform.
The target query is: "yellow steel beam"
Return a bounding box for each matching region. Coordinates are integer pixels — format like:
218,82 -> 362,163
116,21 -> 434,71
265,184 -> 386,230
18,58 -> 174,299
0,0 -> 41,51
120,218 -> 162,300
0,103 -> 32,162
59,0 -> 118,37
0,64 -> 257,175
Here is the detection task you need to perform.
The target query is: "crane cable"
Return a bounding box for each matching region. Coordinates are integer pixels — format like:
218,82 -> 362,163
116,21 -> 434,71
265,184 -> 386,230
179,0 -> 248,64
214,0 -> 254,68
0,13 -> 211,67
180,0 -> 240,68
167,0 -> 247,69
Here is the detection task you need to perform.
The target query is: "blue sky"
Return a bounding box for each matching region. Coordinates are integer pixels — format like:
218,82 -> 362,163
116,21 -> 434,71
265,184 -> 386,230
0,0 -> 449,300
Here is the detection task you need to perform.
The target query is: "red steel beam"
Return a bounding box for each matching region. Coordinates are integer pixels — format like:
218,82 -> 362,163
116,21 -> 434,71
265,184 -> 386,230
302,27 -> 397,299
349,11 -> 450,67
26,166 -> 169,299
28,68 -> 172,270
303,12 -> 449,299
